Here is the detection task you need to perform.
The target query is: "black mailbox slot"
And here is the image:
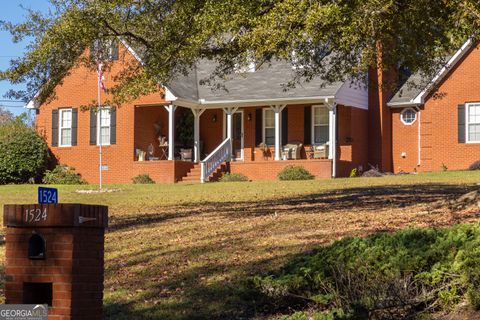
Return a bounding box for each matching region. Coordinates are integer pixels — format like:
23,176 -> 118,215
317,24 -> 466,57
23,282 -> 52,306
28,234 -> 46,260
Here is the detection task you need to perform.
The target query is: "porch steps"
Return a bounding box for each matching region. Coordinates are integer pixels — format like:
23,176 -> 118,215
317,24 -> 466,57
180,163 -> 228,183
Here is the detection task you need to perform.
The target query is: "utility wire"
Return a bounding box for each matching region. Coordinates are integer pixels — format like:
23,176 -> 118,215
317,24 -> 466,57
0,104 -> 25,109
0,100 -> 24,103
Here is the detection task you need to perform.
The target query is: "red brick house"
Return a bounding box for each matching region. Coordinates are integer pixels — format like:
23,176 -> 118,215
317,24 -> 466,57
32,38 -> 480,184
387,39 -> 480,174
31,41 -> 370,183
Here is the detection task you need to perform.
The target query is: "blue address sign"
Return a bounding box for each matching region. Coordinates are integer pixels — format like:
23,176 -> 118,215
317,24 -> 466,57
38,187 -> 58,204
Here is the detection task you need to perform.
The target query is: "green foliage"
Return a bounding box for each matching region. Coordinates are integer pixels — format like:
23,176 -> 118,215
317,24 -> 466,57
254,224 -> 480,318
177,111 -> 194,147
132,174 -> 155,184
0,121 -> 49,184
42,165 -> 86,185
349,168 -> 357,178
0,1 -> 478,106
278,166 -> 314,181
219,172 -> 249,182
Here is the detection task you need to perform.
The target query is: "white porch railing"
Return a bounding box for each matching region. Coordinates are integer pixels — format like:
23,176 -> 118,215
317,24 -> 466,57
200,138 -> 231,183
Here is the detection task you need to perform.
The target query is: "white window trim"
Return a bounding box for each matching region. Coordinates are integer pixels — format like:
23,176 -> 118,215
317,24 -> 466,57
311,105 -> 329,145
97,107 -> 111,146
59,108 -> 72,147
400,108 -> 417,126
466,102 -> 480,144
262,108 -> 275,146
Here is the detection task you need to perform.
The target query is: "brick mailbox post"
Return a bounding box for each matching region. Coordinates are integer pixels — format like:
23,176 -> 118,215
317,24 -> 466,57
3,204 -> 108,320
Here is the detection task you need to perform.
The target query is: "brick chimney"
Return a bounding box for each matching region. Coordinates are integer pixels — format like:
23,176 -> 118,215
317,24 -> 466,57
368,43 -> 397,172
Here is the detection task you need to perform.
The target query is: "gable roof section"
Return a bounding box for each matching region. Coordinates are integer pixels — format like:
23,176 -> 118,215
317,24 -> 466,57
167,59 -> 344,107
388,38 -> 473,107
121,40 -> 365,108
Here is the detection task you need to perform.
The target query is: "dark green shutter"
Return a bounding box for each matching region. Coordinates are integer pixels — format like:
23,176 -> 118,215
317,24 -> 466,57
282,107 -> 288,144
255,108 -> 262,145
71,108 -> 78,146
51,110 -> 59,147
110,108 -> 117,145
304,106 -> 312,145
458,104 -> 466,143
110,41 -> 119,60
90,109 -> 97,145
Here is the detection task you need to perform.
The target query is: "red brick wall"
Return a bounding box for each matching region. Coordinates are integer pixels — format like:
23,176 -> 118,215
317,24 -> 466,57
368,57 -> 396,172
337,105 -> 369,176
134,106 -> 168,159
392,45 -> 480,173
200,109 -> 223,156
35,44 -> 169,184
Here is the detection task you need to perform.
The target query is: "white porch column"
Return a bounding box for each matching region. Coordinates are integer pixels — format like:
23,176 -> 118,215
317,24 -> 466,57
222,106 -> 239,147
164,104 -> 177,160
326,102 -> 337,178
270,105 -> 286,161
191,108 -> 206,163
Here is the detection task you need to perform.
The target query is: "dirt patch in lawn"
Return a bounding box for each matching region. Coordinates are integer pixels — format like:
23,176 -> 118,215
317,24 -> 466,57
101,183 -> 480,319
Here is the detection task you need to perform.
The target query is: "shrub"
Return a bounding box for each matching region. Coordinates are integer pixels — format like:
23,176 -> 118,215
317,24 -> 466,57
469,160 -> 480,170
349,168 -> 358,178
254,224 -> 480,319
278,166 -> 314,181
0,121 -> 49,184
219,172 -> 249,182
132,174 -> 155,184
42,165 -> 86,185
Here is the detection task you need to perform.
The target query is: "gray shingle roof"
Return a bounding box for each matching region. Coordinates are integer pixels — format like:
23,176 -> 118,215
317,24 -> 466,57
166,59 -> 343,104
388,72 -> 425,105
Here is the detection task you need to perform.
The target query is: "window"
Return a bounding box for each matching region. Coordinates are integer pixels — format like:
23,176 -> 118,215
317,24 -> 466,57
91,39 -> 119,61
98,108 -> 111,145
59,109 -> 72,147
467,103 -> 480,142
312,106 -> 329,144
234,51 -> 256,73
400,108 -> 417,125
263,109 -> 275,145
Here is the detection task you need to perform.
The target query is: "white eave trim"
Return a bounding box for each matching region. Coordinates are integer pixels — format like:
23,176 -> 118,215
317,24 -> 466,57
412,38 -> 473,105
387,101 -> 422,108
178,96 -> 336,109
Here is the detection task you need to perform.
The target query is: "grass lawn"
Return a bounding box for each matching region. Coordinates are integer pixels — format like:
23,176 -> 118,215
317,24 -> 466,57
0,171 -> 479,319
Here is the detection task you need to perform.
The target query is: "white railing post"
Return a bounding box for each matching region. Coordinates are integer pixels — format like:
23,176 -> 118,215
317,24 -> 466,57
201,162 -> 206,183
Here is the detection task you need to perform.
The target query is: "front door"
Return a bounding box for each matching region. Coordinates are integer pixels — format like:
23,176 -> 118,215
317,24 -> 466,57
224,111 -> 244,161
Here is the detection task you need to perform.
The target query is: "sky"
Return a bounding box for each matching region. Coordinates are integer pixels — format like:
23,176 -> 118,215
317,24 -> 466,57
0,0 -> 51,115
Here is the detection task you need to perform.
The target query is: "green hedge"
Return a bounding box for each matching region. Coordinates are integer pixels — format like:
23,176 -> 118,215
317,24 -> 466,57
132,174 -> 155,184
0,121 -> 49,184
278,165 -> 314,181
42,165 -> 86,185
219,172 -> 249,182
254,224 -> 480,319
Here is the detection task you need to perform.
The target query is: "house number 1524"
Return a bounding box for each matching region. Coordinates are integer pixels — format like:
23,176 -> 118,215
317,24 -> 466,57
24,208 -> 48,223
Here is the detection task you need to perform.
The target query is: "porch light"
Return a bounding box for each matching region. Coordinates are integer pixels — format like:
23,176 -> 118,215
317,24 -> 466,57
212,114 -> 217,123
